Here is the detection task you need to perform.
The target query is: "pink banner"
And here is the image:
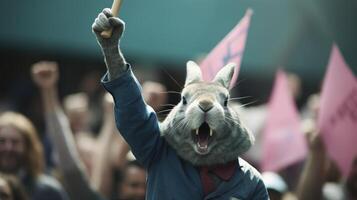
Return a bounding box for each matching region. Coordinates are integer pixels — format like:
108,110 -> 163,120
262,70 -> 308,172
318,44 -> 357,177
200,9 -> 252,88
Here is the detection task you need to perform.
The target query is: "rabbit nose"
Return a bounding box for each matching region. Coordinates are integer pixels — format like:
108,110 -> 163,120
199,99 -> 213,112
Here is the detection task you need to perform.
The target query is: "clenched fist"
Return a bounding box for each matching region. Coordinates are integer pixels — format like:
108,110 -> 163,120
31,61 -> 59,89
92,8 -> 127,80
92,8 -> 125,49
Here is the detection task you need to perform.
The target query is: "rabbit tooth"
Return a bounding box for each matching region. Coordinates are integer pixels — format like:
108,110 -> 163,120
210,129 -> 213,137
196,129 -> 199,136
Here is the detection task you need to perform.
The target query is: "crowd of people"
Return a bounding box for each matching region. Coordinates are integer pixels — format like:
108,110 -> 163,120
0,59 -> 356,200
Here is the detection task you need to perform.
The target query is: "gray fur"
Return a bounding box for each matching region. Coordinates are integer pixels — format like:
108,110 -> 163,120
160,61 -> 254,166
185,61 -> 203,86
92,8 -> 127,80
212,62 -> 236,88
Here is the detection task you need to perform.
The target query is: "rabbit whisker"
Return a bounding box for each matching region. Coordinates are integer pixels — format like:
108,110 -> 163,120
156,109 -> 173,114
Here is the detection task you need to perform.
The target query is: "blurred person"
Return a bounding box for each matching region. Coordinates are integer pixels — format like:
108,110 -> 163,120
0,111 -> 69,200
296,127 -> 357,200
32,61 -> 144,200
62,89 -> 97,176
91,93 -> 131,199
113,160 -> 146,200
297,95 -> 351,200
63,91 -> 98,174
32,61 -> 101,200
142,81 -> 167,112
262,172 -> 288,200
301,93 -> 320,121
0,173 -> 28,200
63,93 -> 91,133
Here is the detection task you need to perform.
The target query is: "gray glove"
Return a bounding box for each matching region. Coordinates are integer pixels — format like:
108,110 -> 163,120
92,8 -> 127,80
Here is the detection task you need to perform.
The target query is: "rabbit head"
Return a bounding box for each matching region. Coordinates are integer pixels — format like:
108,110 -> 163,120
160,61 -> 254,166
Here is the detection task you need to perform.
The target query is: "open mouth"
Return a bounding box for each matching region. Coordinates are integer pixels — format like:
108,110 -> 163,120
192,122 -> 214,155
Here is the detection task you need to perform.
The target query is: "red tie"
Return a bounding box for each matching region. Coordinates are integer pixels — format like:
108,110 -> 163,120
199,160 -> 238,196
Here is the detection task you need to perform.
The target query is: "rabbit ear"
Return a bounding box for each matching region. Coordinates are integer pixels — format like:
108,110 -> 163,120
213,63 -> 236,89
185,61 -> 202,86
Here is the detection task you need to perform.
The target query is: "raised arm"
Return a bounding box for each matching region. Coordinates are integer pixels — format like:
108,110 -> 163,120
92,9 -> 164,168
91,93 -> 130,198
92,8 -> 127,80
296,130 -> 327,200
31,61 -> 101,200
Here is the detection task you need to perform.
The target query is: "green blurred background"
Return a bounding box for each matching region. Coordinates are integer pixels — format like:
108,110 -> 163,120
1,0 -> 356,72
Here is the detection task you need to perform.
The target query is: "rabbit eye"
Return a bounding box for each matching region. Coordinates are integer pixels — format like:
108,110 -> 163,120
224,97 -> 228,106
182,96 -> 187,105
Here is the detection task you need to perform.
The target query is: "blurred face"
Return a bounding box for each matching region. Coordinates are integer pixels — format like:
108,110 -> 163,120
118,166 -> 146,200
0,126 -> 26,173
0,178 -> 13,200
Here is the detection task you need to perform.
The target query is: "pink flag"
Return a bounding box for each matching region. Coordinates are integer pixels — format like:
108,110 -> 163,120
262,70 -> 308,172
200,9 -> 252,88
318,44 -> 357,177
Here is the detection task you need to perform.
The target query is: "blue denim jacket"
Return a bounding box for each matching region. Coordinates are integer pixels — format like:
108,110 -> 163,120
102,66 -> 269,200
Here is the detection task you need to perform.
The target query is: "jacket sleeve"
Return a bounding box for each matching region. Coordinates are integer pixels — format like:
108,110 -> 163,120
101,65 -> 165,168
